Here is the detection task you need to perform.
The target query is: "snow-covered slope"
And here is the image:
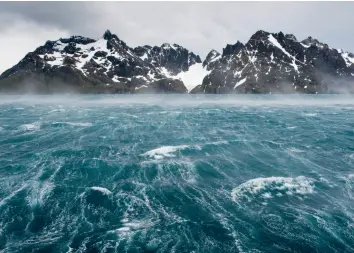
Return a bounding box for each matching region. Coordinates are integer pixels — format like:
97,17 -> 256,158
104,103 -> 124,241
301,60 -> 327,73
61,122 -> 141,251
0,30 -> 202,93
1,29 -> 354,94
176,63 -> 210,92
338,50 -> 354,67
193,30 -> 354,94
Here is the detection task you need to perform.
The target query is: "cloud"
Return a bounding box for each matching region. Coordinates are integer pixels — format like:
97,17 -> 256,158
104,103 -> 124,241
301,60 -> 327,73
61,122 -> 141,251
0,14 -> 70,73
1,1 -> 354,73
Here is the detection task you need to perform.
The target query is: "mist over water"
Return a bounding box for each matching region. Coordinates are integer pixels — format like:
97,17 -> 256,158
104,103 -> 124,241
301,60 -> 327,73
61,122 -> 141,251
1,94 -> 354,107
0,94 -> 354,252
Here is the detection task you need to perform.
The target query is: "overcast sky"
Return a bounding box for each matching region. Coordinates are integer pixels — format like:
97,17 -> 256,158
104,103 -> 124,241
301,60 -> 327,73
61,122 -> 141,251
1,1 -> 354,74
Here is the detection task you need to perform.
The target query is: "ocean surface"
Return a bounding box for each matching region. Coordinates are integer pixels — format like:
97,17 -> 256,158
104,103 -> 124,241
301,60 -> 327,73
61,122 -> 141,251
0,94 -> 354,253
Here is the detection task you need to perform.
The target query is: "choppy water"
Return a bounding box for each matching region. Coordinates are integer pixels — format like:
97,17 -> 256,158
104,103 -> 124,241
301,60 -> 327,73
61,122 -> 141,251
0,95 -> 354,253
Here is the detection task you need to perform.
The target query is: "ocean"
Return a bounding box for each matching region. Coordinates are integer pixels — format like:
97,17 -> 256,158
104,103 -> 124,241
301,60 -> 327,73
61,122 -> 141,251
0,94 -> 353,253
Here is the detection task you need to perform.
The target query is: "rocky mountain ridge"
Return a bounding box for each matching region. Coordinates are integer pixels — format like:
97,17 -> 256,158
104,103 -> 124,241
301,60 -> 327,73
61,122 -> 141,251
1,29 -> 354,94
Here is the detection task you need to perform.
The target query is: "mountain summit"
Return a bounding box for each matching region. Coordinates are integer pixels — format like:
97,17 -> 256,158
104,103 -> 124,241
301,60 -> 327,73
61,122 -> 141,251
1,29 -> 354,94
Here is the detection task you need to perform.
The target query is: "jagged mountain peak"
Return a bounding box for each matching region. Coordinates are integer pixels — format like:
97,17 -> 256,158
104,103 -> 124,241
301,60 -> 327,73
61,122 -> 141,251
160,43 -> 181,50
208,49 -> 220,55
59,36 -> 96,45
103,29 -> 120,41
203,49 -> 221,70
1,29 -> 354,94
193,29 -> 354,94
103,29 -> 112,39
222,41 -> 244,57
247,30 -> 296,45
301,36 -> 329,49
0,29 -> 207,94
251,30 -> 270,38
285,33 -> 297,41
205,49 -> 221,60
302,36 -> 320,44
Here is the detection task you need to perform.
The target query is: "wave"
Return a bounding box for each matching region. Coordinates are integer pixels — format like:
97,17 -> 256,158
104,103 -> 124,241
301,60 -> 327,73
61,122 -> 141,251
90,186 -> 112,195
20,123 -> 41,131
0,184 -> 28,208
303,113 -> 317,117
206,140 -> 229,145
141,141 -> 230,160
231,176 -> 315,202
52,122 -> 93,127
27,181 -> 54,208
49,108 -> 66,113
287,147 -> 305,153
141,145 -> 192,159
116,218 -> 154,233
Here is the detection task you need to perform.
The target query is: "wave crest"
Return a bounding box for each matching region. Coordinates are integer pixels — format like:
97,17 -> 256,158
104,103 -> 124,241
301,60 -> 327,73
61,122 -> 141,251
141,145 -> 192,159
90,186 -> 112,195
231,176 -> 315,202
52,122 -> 92,127
20,123 -> 41,131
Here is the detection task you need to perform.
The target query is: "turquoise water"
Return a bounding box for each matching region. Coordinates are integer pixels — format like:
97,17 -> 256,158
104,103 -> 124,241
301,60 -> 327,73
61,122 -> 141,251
0,95 -> 354,253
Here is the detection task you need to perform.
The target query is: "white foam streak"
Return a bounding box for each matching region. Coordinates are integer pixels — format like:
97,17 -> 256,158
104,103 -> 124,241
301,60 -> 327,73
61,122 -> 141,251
90,186 -> 112,195
54,122 -> 93,127
141,145 -> 189,159
20,123 -> 41,131
231,176 -> 315,202
0,184 -> 28,208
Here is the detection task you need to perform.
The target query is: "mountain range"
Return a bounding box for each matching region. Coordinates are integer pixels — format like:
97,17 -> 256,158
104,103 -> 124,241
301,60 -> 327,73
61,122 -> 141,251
1,29 -> 354,94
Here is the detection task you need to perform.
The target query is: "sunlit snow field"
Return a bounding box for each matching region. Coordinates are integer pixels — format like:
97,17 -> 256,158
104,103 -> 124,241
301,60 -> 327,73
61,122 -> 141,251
0,94 -> 354,252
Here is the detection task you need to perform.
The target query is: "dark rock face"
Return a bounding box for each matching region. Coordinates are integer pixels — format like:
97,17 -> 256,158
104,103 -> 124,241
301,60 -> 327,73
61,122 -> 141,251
222,41 -> 244,57
0,30 -> 199,94
1,29 -> 354,94
194,30 -> 354,94
203,50 -> 221,71
132,43 -> 201,75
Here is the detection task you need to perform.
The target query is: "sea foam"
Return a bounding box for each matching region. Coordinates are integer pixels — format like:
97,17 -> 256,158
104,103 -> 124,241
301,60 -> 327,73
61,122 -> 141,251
90,186 -> 112,195
20,123 -> 41,131
231,176 -> 315,202
141,145 -> 190,159
52,122 -> 92,127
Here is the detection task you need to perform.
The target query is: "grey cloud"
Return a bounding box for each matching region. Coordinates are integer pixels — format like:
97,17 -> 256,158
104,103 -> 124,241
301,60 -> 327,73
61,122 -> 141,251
1,1 -> 354,59
0,2 -> 98,35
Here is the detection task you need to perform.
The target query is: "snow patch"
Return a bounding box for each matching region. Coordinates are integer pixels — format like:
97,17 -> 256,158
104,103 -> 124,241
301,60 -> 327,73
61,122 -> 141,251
112,76 -> 120,82
341,52 -> 354,67
209,55 -> 221,63
147,71 -> 157,81
176,63 -> 210,92
300,43 -> 311,48
160,67 -> 175,78
140,53 -> 148,61
135,85 -> 148,90
268,35 -> 301,73
234,77 -> 247,89
268,35 -> 292,58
